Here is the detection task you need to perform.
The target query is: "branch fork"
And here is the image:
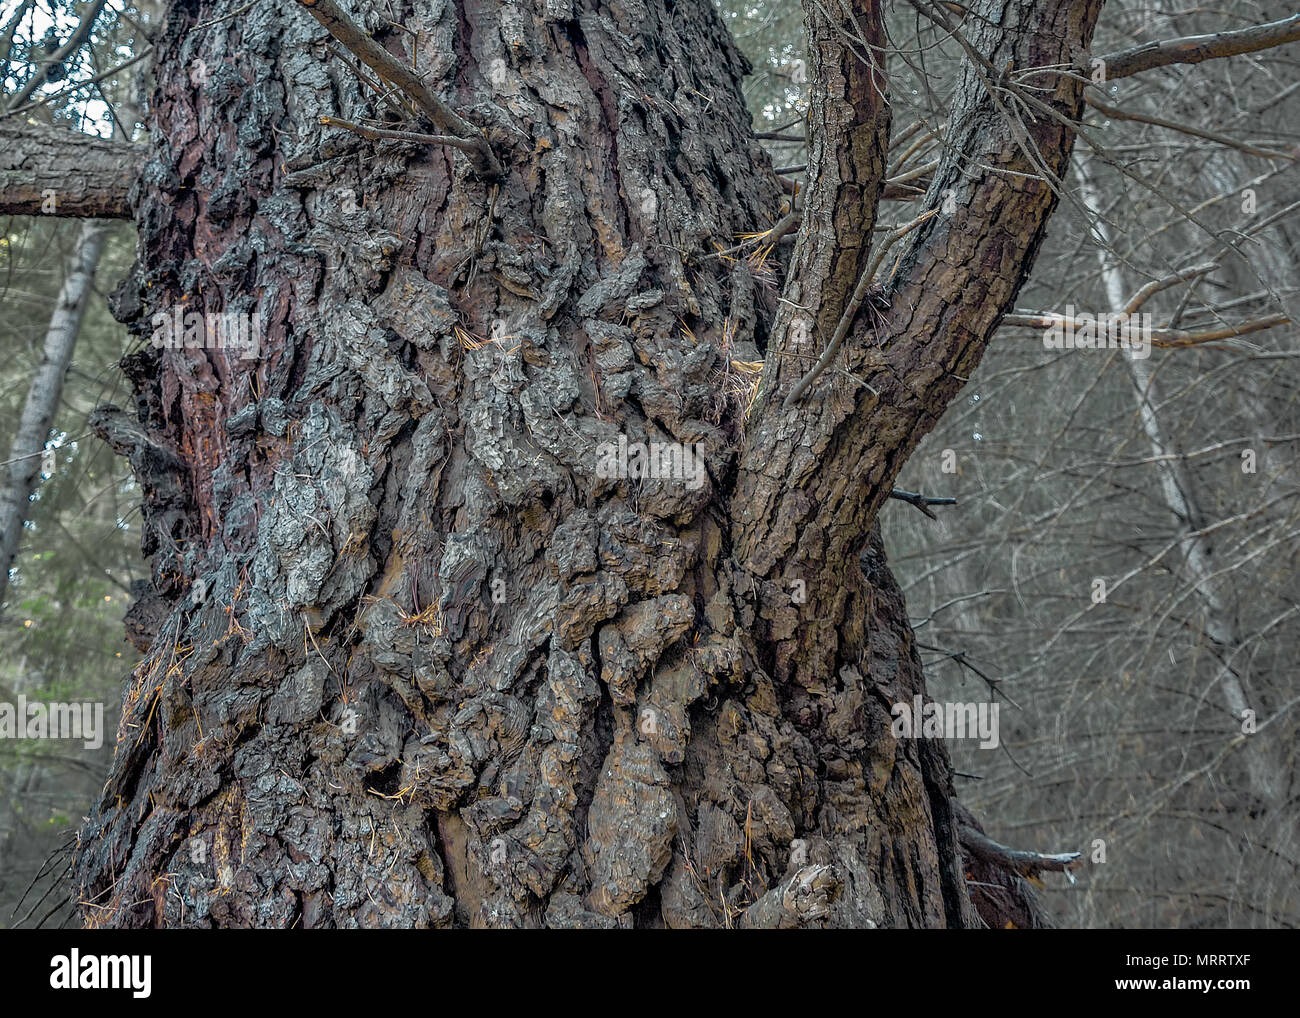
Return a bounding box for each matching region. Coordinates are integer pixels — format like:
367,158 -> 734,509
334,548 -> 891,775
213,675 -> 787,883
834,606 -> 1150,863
294,0 -> 502,179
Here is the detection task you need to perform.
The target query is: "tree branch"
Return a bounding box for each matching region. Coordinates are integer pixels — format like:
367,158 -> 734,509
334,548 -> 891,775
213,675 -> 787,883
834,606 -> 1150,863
1085,93 -> 1298,161
1,47 -> 152,122
318,114 -> 489,158
1124,262 -> 1220,314
732,0 -> 1105,629
889,487 -> 958,520
1098,14 -> 1300,81
5,0 -> 107,111
958,823 -> 1081,878
0,120 -> 141,217
0,0 -> 36,82
1153,313 -> 1291,349
1001,310 -> 1291,348
292,0 -> 501,179
758,0 -> 891,412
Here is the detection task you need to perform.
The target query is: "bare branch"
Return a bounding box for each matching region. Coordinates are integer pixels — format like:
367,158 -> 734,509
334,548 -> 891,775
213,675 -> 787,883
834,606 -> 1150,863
292,0 -> 501,179
1000,310 -> 1292,348
0,119 -> 140,217
958,823 -> 1081,878
1124,262 -> 1220,314
318,114 -> 489,158
1,47 -> 153,122
1099,14 -> 1300,81
0,0 -> 37,81
889,487 -> 958,520
5,0 -> 107,112
1154,313 -> 1291,349
1085,93 -> 1298,162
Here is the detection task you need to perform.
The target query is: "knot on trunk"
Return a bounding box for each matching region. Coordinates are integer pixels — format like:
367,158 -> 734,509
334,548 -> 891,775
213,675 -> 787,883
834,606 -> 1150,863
740,863 -> 843,928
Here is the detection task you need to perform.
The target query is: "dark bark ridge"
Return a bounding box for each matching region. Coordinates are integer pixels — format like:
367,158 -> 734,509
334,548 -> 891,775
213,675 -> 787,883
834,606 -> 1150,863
73,0 -> 1103,927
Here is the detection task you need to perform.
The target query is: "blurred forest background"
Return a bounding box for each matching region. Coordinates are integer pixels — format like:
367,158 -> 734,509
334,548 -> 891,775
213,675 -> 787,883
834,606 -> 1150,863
2,0 -> 1297,927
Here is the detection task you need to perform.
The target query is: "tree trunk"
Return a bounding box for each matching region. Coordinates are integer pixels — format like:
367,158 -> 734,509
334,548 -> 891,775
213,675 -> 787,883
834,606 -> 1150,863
0,218 -> 109,613
1081,165 -> 1292,824
74,0 -> 1102,928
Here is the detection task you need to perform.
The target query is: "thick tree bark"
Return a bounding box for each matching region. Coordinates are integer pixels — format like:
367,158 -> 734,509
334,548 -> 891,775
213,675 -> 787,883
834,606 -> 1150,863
0,218 -> 110,614
70,0 -> 1108,927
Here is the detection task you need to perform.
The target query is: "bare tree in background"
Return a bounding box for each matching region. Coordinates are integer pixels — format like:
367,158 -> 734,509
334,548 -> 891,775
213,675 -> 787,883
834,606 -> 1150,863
890,4 -> 1299,928
0,219 -> 109,612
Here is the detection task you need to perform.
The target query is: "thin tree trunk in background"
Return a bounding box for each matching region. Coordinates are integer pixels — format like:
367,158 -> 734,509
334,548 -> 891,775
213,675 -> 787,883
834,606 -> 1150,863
0,657 -> 53,904
1081,167 -> 1293,846
1080,171 -> 1252,721
0,218 -> 110,615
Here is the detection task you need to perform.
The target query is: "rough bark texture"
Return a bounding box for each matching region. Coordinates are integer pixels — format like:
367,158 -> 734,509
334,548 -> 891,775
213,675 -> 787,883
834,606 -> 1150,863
73,0 -> 1099,927
0,122 -> 140,218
